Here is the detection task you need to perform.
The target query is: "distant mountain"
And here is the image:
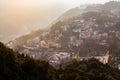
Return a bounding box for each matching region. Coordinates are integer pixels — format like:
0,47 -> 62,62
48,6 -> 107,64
57,6 -> 86,21
103,1 -> 120,10
58,1 -> 120,21
7,1 -> 120,66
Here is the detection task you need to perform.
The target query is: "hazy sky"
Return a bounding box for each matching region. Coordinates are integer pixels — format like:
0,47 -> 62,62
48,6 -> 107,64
0,0 -> 118,43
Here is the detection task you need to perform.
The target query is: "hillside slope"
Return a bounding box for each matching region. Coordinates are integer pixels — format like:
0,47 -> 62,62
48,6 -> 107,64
7,1 -> 120,67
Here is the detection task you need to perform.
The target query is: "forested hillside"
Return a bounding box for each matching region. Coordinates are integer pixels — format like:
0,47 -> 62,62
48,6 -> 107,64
0,42 -> 55,80
1,42 -> 120,80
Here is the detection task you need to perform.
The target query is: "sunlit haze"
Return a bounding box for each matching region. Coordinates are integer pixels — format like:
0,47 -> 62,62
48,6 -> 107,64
0,0 -> 117,43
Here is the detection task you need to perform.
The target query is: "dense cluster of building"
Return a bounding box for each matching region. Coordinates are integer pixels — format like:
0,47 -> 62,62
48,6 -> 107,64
7,10 -> 120,69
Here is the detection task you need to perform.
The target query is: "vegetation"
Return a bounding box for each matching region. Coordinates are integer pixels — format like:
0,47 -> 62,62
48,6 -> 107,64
0,42 -> 56,80
0,42 -> 120,80
59,59 -> 120,80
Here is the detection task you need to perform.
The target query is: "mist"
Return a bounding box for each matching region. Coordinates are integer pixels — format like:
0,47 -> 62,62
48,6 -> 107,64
0,0 -> 114,43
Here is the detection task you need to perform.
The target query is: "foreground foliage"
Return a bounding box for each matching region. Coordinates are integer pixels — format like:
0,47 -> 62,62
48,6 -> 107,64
0,42 -> 120,80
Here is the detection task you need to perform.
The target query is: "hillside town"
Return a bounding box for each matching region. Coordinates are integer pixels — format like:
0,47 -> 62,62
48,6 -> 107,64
7,3 -> 120,69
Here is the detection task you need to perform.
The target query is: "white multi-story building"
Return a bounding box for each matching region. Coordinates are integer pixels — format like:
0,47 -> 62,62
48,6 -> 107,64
49,52 -> 72,65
